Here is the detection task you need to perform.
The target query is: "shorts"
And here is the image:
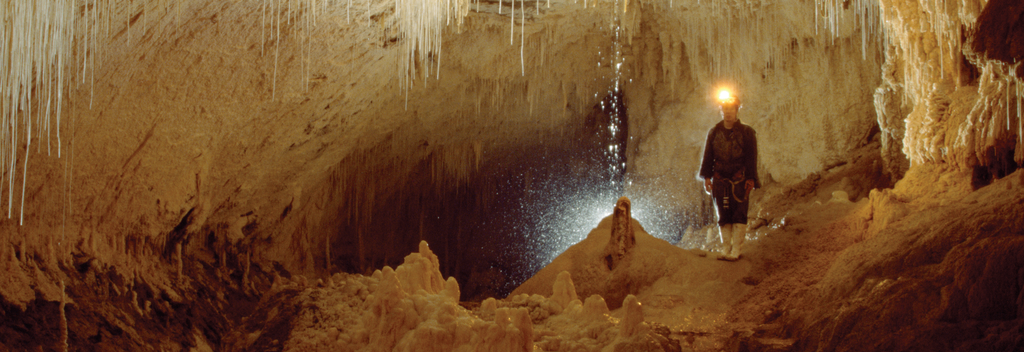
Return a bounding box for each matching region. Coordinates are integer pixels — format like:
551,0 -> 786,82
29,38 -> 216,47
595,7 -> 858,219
712,177 -> 750,226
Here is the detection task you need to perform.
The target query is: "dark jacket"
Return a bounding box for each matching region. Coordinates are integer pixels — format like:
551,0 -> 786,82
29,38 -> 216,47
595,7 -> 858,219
699,120 -> 760,188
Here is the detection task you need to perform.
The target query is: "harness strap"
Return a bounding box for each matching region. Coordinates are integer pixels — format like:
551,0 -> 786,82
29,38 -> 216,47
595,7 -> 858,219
722,178 -> 749,203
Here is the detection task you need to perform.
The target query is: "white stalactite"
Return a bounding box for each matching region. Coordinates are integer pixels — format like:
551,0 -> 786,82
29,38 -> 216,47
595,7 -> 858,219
2,0 -> 76,222
395,0 -> 470,89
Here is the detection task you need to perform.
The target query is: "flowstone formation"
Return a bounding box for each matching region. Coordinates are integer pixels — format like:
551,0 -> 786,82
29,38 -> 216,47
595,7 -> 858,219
236,240 -> 679,352
878,0 -> 1023,185
785,166 -> 1024,351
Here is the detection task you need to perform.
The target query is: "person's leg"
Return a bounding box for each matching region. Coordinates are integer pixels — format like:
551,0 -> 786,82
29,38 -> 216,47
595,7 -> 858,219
731,223 -> 747,259
718,223 -> 733,257
725,178 -> 749,259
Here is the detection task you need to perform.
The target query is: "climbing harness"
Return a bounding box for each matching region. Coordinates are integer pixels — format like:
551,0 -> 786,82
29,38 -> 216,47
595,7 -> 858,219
722,178 -> 750,204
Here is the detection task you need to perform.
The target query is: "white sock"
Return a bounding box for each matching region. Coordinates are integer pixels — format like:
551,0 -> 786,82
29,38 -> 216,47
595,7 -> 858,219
719,224 -> 733,255
731,224 -> 747,257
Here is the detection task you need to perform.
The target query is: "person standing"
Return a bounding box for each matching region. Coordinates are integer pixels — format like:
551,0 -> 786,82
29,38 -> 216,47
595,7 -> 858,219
699,90 -> 759,261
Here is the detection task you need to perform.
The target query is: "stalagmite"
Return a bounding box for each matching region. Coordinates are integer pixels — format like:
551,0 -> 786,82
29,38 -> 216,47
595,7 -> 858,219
620,294 -> 643,338
581,294 -> 610,321
603,197 -> 634,270
550,271 -> 578,309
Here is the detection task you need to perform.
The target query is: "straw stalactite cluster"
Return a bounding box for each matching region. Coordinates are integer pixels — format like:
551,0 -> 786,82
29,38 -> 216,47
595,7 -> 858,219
1,0 -> 75,225
0,0 -> 474,225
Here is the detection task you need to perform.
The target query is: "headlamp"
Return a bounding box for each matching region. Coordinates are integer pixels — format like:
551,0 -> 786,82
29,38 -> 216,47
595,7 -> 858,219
717,89 -> 739,107
716,88 -> 741,106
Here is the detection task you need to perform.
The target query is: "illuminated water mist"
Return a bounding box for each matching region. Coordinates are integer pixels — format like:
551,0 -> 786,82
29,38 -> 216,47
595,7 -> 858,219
477,0 -> 640,296
333,0 -> 714,301
471,96 -> 628,296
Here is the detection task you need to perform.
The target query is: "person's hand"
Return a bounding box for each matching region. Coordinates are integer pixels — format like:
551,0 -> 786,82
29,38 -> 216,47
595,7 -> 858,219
745,179 -> 755,195
704,178 -> 713,194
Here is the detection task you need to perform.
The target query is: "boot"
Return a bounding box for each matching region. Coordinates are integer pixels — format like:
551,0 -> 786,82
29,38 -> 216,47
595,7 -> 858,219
730,224 -> 747,260
717,224 -> 733,260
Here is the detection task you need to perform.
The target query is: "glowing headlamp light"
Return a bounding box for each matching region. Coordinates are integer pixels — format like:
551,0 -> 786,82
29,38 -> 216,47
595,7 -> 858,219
717,89 -> 737,106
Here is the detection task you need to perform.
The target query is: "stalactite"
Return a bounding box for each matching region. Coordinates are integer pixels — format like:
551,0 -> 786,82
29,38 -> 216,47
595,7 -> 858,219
175,242 -> 183,280
1011,62 -> 1019,164
394,0 -> 469,91
127,0 -> 131,46
510,0 -> 515,45
2,0 -> 78,222
1007,72 -> 1012,132
880,0 -> 1024,169
304,0 -> 310,92
262,0 -> 267,55
90,0 -> 96,108
243,248 -> 251,289
274,0 -> 281,100
520,0 -> 524,76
